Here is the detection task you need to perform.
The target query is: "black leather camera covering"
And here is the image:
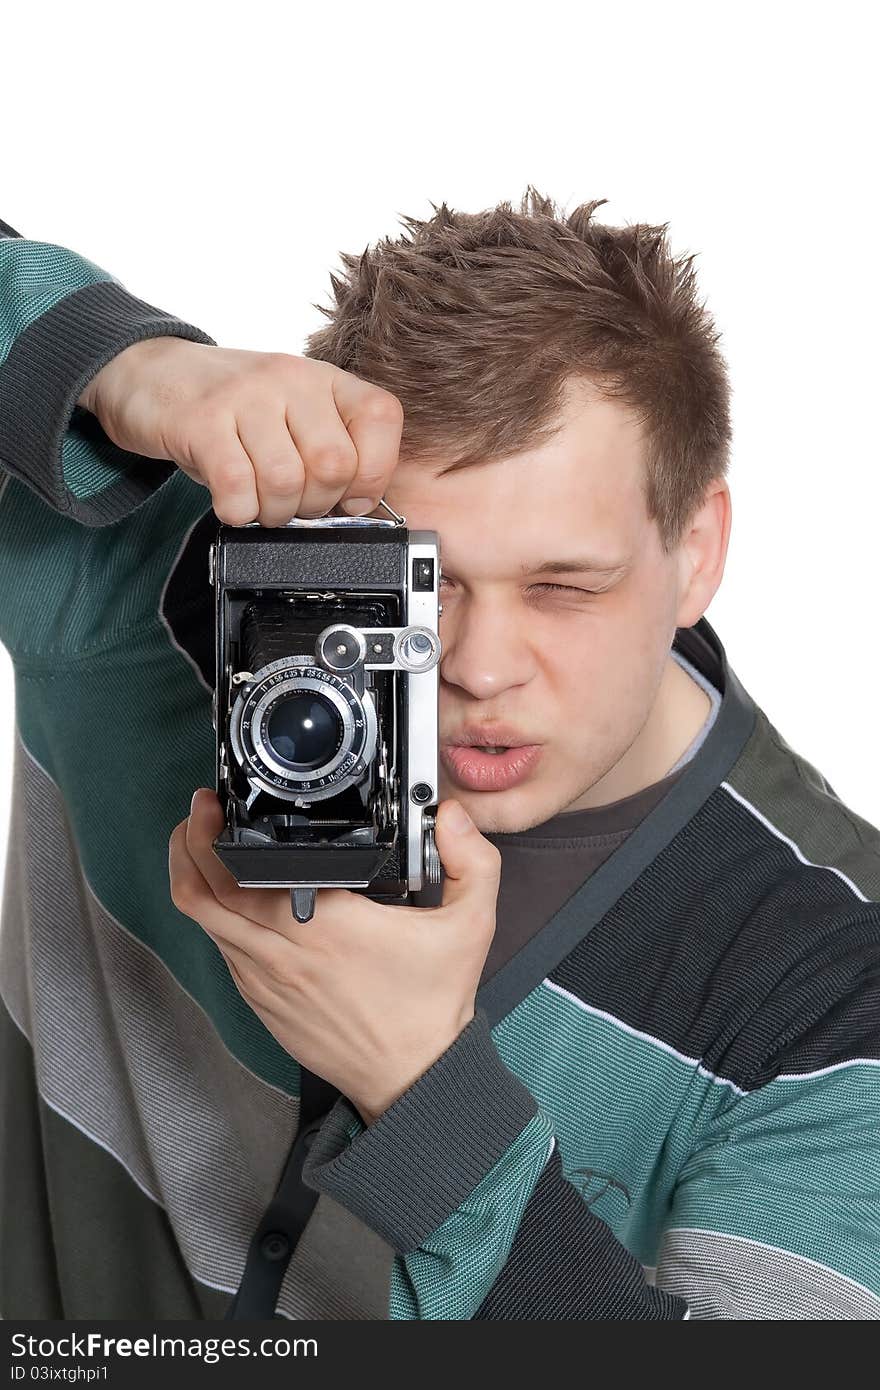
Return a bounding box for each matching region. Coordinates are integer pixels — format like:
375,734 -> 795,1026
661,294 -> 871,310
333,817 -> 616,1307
220,533 -> 406,590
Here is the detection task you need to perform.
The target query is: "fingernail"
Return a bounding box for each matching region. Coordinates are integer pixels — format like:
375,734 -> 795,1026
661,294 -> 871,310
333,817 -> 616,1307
446,801 -> 472,835
190,788 -> 202,816
341,497 -> 376,516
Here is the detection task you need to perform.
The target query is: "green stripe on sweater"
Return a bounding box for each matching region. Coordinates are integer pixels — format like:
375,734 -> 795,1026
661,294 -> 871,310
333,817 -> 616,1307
0,468 -> 208,661
668,1063 -> 880,1292
492,983 -> 737,1265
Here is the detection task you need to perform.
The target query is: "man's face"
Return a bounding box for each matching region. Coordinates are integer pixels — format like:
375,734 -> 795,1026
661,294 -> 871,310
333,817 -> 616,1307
384,376 -> 691,834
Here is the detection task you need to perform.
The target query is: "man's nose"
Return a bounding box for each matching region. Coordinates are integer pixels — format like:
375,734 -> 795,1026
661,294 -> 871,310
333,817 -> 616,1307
439,596 -> 537,700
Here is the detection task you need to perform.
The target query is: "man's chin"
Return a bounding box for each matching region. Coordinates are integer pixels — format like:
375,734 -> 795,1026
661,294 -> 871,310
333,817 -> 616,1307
436,771 -> 562,836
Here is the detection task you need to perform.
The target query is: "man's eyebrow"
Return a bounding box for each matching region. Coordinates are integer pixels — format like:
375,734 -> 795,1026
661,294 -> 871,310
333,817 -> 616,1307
521,557 -> 631,577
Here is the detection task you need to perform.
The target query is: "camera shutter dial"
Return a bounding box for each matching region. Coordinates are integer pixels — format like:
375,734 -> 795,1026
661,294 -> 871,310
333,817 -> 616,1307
316,623 -> 367,673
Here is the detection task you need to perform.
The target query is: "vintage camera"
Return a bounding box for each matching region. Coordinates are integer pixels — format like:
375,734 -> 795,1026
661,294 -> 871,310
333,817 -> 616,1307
208,502 -> 442,923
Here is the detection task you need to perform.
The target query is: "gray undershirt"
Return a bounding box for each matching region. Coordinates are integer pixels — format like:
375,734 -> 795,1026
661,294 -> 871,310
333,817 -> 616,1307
476,648 -> 722,986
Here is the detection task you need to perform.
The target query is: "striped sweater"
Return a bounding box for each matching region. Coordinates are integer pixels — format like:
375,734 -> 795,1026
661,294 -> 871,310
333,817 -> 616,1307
1,226 -> 879,1320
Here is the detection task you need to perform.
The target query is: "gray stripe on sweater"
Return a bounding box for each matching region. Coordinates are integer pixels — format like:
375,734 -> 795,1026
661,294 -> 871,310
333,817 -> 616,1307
0,729 -> 391,1316
656,1227 -> 880,1319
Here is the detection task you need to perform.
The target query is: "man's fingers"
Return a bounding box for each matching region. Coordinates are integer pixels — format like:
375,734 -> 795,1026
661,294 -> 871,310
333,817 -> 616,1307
282,387 -> 360,519
181,793 -> 240,899
178,792 -> 293,937
169,816 -> 309,1003
150,352 -> 402,525
169,820 -> 264,951
177,790 -> 377,943
85,344 -> 405,526
236,416 -> 306,527
331,373 -> 404,514
434,799 -> 502,912
188,422 -> 260,525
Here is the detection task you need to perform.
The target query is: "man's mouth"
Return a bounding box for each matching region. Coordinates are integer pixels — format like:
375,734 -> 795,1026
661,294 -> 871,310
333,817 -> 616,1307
440,736 -> 544,792
443,725 -> 539,750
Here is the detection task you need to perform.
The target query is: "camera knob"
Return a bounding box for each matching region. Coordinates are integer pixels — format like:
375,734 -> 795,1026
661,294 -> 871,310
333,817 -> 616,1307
421,813 -> 441,888
317,624 -> 366,673
208,542 -> 216,587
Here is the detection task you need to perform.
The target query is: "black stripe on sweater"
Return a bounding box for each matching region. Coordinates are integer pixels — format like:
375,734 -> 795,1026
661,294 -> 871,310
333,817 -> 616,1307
475,1143 -> 687,1320
550,786 -> 880,1089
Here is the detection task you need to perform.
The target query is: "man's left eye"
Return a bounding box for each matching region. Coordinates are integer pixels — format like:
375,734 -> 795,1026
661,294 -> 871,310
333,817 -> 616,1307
529,583 -> 597,596
438,578 -> 598,597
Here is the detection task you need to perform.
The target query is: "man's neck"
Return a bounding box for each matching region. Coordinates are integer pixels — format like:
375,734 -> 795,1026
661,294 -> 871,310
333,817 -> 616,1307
564,652 -> 713,812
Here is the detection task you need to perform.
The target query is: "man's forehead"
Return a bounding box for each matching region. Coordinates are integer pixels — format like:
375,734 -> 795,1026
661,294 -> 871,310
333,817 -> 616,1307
438,535 -> 633,580
387,488 -> 634,584
388,445 -> 644,570
393,393 -> 646,504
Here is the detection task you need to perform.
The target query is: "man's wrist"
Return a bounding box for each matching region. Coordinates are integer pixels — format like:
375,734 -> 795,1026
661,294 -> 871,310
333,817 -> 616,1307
302,1009 -> 539,1254
75,336 -> 190,414
348,1007 -> 477,1126
76,377 -> 99,413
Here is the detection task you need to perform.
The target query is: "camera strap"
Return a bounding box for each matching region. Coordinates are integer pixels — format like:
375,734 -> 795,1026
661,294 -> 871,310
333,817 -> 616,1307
222,1066 -> 341,1319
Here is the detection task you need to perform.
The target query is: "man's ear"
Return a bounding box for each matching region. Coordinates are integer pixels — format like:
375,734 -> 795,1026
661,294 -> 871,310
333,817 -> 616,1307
674,480 -> 732,629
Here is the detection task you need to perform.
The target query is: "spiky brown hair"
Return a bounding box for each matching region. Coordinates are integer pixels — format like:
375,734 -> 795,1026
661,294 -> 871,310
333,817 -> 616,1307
305,186 -> 732,551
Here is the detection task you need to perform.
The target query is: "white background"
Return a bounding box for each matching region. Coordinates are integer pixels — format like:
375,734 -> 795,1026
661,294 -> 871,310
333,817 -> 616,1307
1,0 -> 877,888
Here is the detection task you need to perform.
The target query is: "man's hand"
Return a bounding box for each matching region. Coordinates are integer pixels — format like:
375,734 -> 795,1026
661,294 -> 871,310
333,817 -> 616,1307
168,791 -> 502,1125
78,339 -> 404,525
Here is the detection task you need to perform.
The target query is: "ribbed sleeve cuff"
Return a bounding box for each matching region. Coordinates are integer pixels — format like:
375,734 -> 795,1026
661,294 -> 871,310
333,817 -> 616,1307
301,1009 -> 538,1254
0,278 -> 215,527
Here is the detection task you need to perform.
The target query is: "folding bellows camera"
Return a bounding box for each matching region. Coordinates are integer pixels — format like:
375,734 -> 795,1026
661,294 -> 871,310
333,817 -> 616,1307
208,505 -> 442,923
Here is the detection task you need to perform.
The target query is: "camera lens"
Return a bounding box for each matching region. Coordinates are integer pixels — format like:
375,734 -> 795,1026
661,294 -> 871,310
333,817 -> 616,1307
265,691 -> 344,771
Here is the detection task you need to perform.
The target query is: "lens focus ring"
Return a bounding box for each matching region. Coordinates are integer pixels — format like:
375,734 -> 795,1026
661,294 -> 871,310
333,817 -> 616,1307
227,657 -> 377,801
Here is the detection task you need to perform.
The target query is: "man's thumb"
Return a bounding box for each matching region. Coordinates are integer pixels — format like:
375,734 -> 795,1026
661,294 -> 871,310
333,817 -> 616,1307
434,799 -> 501,906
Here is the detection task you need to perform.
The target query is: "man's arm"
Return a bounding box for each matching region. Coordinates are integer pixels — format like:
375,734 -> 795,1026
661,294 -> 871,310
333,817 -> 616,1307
302,1009 -> 689,1320
0,222 -> 215,526
303,993 -> 880,1320
1,222 -> 406,535
0,220 -> 405,668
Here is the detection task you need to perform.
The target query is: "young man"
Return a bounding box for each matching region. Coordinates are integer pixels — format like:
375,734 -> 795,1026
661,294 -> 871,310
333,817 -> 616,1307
0,193 -> 878,1321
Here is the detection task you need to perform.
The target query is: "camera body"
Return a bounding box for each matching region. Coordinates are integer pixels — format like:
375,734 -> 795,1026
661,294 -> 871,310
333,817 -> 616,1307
208,512 -> 442,922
